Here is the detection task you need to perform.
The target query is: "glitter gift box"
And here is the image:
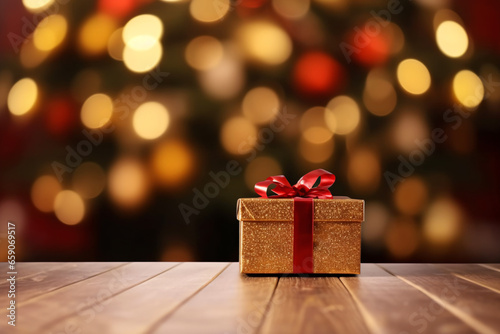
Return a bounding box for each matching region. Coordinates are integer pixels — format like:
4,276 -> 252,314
237,197 -> 365,274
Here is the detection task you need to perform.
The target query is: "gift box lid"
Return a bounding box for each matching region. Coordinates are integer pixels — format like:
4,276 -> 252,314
237,197 -> 364,222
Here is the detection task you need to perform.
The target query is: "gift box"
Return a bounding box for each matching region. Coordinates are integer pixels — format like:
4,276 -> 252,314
237,170 -> 364,274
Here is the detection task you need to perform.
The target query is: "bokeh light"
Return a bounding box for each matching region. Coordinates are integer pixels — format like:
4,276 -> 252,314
20,39 -> 50,68
363,202 -> 390,246
394,177 -> 429,215
81,93 -> 113,129
244,156 -> 282,190
423,198 -> 463,246
299,136 -> 334,163
436,21 -> 469,58
325,95 -> 360,135
33,15 -> 68,52
121,14 -> 164,72
54,190 -> 85,225
242,87 -> 280,125
73,162 -> 106,199
199,51 -> 245,99
293,51 -> 343,96
108,158 -> 150,209
237,21 -> 292,66
31,175 -> 62,213
190,0 -> 230,23
300,107 -> 333,144
22,0 -> 54,12
391,109 -> 429,154
349,23 -> 390,67
123,41 -> 163,73
272,0 -> 310,19
385,23 -> 405,55
185,36 -> 224,71
132,102 -> 170,140
0,200 -> 26,233
347,147 -> 381,194
452,70 -> 484,108
161,241 -> 195,261
78,13 -> 118,56
7,78 -> 38,116
151,140 -> 195,189
363,69 -> 397,116
45,96 -> 78,137
385,217 -> 420,258
108,28 -> 125,61
123,14 -> 163,50
99,0 -> 140,18
220,116 -> 257,155
397,59 -> 431,95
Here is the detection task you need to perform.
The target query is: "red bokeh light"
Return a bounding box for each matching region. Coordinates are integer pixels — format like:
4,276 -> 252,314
45,96 -> 78,138
98,0 -> 150,19
293,51 -> 345,97
348,26 -> 390,67
240,0 -> 268,8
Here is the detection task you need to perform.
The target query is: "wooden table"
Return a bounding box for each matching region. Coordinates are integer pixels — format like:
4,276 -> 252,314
1,263 -> 499,333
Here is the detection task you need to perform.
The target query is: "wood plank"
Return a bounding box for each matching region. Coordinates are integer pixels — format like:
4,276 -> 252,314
3,262 -> 179,333
341,264 -> 474,334
42,262 -> 229,334
259,275 -> 369,334
150,263 -> 278,334
436,264 -> 500,293
480,264 -> 500,272
0,262 -> 123,305
0,262 -> 69,283
380,263 -> 500,334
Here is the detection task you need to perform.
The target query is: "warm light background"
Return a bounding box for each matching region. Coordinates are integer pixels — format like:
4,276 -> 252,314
0,0 -> 499,262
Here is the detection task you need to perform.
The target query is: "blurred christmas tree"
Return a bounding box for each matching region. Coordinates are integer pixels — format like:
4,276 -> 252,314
0,0 -> 499,262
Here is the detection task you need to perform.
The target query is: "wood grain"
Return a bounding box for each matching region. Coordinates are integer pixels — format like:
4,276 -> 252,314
1,262 -> 122,305
480,264 -> 500,272
259,275 -> 369,334
2,263 -> 500,334
0,262 -> 69,283
150,263 -> 278,334
0,262 -> 124,333
43,262 -> 229,334
341,264 -> 474,334
436,263 -> 500,292
6,262 -> 179,334
380,263 -> 500,334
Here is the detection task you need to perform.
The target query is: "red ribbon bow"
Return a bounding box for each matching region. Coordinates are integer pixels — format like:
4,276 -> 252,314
254,169 -> 336,273
254,169 -> 335,199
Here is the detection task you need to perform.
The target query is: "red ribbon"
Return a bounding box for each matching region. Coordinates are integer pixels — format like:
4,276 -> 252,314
254,169 -> 335,273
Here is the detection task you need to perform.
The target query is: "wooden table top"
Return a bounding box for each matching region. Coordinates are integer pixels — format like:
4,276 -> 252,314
1,263 -> 499,333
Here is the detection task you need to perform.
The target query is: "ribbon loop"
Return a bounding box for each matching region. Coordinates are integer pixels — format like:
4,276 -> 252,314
254,169 -> 335,199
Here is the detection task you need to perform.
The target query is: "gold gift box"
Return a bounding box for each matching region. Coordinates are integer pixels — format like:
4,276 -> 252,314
237,197 -> 364,274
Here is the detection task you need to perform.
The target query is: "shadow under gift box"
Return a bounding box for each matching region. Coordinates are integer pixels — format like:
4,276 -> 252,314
237,198 -> 365,274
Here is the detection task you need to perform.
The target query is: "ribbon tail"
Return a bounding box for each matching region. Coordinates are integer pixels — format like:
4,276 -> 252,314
293,197 -> 314,273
